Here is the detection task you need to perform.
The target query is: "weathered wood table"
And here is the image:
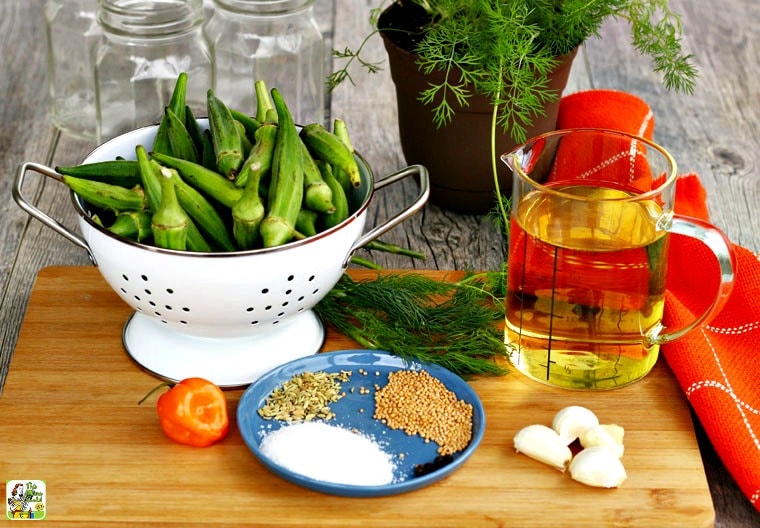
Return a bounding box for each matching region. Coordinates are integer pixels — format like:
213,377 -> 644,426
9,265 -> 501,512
1,1 -> 758,526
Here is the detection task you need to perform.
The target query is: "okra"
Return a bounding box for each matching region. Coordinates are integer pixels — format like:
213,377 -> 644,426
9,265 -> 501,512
259,88 -> 304,248
207,88 -> 244,180
108,210 -> 153,242
333,118 -> 354,152
300,123 -> 362,188
231,163 -> 266,250
170,169 -> 236,252
200,129 -> 217,172
331,118 -> 355,194
295,208 -> 319,237
230,109 -> 261,141
151,168 -> 189,250
55,160 -> 141,188
136,145 -> 162,213
300,139 -> 336,214
254,80 -> 275,124
62,175 -> 146,213
235,120 -> 253,158
235,121 -> 277,188
316,160 -> 349,229
186,219 -> 213,253
165,106 -> 199,164
153,72 -> 188,156
150,152 -> 243,208
184,105 -> 205,159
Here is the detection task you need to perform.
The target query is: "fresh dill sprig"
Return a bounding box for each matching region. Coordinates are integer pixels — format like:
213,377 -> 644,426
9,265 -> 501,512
329,0 -> 697,141
314,271 -> 508,377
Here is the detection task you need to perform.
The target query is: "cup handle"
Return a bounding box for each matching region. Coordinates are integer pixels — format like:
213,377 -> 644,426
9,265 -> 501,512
651,214 -> 736,344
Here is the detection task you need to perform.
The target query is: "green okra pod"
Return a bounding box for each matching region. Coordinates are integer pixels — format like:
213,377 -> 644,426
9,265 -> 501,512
184,104 -> 205,159
295,208 -> 319,237
331,118 -> 355,194
151,168 -> 190,250
153,72 -> 188,156
136,145 -> 162,213
55,160 -> 141,188
185,218 -> 214,252
62,175 -> 146,213
200,129 -> 217,172
254,80 -> 275,124
235,121 -> 277,188
300,123 -> 362,188
300,139 -> 336,214
333,118 -> 354,152
229,109 -> 261,142
108,210 -> 153,242
231,163 -> 267,250
316,160 -> 349,230
259,87 -> 304,248
235,120 -> 253,158
207,88 -> 244,180
165,106 -> 199,164
170,170 -> 237,252
150,152 -> 243,208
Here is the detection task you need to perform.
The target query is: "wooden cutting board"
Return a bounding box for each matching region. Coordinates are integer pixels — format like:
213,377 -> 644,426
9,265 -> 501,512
0,266 -> 714,527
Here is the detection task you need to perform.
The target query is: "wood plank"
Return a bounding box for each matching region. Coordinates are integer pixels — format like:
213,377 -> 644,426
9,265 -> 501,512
0,266 -> 713,527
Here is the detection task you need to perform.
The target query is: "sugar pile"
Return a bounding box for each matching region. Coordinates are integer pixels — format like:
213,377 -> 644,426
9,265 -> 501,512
259,421 -> 396,486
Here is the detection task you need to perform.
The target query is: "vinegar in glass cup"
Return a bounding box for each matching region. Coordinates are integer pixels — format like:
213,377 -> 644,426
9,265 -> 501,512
505,182 -> 669,389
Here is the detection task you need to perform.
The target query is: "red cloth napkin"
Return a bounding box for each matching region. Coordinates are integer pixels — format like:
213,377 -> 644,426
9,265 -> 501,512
556,89 -> 760,512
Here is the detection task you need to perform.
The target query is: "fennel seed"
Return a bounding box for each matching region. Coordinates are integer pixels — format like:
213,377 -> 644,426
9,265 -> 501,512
258,370 -> 351,422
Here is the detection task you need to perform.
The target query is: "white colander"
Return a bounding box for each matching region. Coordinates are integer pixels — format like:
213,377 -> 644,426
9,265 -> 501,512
14,123 -> 429,386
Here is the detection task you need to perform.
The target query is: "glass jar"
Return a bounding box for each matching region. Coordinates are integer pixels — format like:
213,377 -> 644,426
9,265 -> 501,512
94,0 -> 213,141
44,0 -> 100,140
205,0 -> 325,125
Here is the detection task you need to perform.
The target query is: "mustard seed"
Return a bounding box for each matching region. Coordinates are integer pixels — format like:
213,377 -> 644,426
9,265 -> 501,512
374,369 -> 473,455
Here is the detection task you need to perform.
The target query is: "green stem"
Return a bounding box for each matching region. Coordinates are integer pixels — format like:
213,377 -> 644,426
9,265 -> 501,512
366,240 -> 426,260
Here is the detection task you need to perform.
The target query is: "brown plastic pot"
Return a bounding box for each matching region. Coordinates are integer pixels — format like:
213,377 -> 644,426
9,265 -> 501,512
379,9 -> 577,214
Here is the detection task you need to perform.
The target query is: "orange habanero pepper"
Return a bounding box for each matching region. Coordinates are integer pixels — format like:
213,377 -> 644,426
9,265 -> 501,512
156,377 -> 229,447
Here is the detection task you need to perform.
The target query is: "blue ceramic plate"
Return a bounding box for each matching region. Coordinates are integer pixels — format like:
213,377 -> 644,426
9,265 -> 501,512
237,349 -> 485,497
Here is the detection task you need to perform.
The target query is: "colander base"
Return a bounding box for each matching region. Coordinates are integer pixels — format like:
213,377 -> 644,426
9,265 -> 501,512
122,310 -> 325,388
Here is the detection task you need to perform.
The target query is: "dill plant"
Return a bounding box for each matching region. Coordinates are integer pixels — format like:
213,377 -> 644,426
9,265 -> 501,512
330,0 -> 697,145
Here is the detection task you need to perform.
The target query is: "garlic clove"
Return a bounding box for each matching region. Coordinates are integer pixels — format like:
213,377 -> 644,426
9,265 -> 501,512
513,424 -> 573,472
579,424 -> 625,458
551,405 -> 600,445
569,446 -> 628,488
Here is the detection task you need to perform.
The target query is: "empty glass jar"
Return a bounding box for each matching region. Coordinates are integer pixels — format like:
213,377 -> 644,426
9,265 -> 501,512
205,0 -> 325,125
44,0 -> 100,140
94,0 -> 212,141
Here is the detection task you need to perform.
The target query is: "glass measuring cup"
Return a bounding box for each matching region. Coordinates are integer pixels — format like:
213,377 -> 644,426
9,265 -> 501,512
501,128 -> 735,390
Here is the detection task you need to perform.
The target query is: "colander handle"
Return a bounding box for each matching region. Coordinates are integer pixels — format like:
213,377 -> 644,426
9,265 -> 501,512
344,164 -> 430,267
13,162 -> 95,262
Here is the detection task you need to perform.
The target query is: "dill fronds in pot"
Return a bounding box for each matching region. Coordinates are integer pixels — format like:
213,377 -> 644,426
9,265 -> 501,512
314,270 -> 508,377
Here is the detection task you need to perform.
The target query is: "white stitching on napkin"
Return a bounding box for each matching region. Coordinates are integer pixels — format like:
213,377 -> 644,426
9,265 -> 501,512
684,328 -> 760,451
705,321 -> 760,334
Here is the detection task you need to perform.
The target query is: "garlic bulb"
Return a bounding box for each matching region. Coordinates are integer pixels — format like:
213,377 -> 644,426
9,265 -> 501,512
569,446 -> 628,488
513,424 -> 572,472
579,424 -> 625,458
552,405 -> 600,445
